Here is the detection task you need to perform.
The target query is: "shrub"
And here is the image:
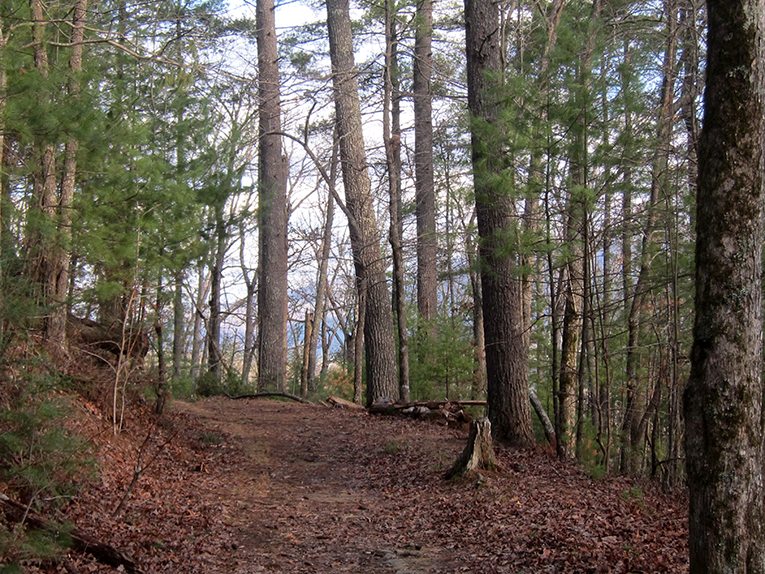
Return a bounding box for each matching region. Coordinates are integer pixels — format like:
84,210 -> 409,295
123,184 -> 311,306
195,371 -> 225,397
0,373 -> 92,570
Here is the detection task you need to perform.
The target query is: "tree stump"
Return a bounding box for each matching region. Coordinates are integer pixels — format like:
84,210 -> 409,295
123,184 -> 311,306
445,417 -> 497,479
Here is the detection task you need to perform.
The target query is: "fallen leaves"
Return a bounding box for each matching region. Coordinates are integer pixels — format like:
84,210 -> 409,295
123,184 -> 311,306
8,396 -> 688,573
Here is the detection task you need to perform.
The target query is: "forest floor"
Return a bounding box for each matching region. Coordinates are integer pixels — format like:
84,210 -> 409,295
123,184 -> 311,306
22,396 -> 688,573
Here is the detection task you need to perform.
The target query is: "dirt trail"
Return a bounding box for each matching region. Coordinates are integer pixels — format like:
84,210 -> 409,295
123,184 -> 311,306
173,397 -> 465,574
165,397 -> 688,574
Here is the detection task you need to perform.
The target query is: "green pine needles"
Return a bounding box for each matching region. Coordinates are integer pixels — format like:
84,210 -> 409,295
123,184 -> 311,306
0,373 -> 93,570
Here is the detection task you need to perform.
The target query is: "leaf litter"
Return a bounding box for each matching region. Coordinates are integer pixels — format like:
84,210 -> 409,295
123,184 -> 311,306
14,396 -> 688,573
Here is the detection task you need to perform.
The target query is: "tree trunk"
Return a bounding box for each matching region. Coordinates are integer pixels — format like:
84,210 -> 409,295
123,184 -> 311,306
27,0 -> 86,350
530,387 -> 556,448
621,0 -> 679,474
0,18 -> 5,329
685,1 -> 765,571
467,229 -> 486,399
384,2 -> 410,403
52,0 -> 87,346
172,271 -> 184,381
154,270 -> 166,406
326,0 -> 398,405
413,0 -> 437,328
353,277 -> 366,405
300,311 -> 313,397
445,418 -> 497,479
190,261 -> 208,383
240,222 -> 257,387
257,0 -> 288,393
208,211 -> 225,380
556,0 -> 603,462
667,0 -> 702,488
465,0 -> 534,447
306,151 -> 336,394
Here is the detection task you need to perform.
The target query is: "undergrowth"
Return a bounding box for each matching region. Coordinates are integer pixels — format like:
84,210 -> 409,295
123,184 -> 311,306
0,361 -> 94,571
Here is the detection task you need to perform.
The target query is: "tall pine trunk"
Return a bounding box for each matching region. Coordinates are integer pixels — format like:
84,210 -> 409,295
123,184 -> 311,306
27,0 -> 86,349
413,0 -> 437,328
257,0 -> 288,392
326,0 -> 398,405
384,1 -> 410,403
465,0 -> 533,446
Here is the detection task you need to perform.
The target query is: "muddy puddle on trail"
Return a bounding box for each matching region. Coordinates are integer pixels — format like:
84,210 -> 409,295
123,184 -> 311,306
173,397 -> 464,574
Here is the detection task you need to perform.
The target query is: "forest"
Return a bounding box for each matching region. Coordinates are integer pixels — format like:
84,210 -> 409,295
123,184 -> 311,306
0,0 -> 763,571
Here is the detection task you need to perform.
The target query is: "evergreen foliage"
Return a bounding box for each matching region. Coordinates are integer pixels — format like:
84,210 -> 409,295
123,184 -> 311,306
0,370 -> 92,570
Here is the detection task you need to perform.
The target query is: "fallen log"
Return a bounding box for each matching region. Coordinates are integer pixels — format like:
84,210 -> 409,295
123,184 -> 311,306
0,493 -> 143,574
369,397 -> 473,429
230,392 -> 314,405
66,313 -> 149,360
326,396 -> 365,409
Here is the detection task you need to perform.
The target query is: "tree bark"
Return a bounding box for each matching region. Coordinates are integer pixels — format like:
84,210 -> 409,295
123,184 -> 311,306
190,261 -> 208,383
300,311 -> 313,397
306,147 -> 336,394
685,0 -> 765,572
208,210 -> 225,380
413,0 -> 437,328
326,0 -> 398,405
467,227 -> 486,399
0,17 -> 5,329
353,277 -> 366,405
444,418 -> 497,479
27,0 -> 86,349
172,271 -> 184,381
465,0 -> 534,447
556,0 -> 602,462
621,0 -> 679,474
257,0 -> 288,392
383,1 -> 410,403
240,221 -> 257,387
